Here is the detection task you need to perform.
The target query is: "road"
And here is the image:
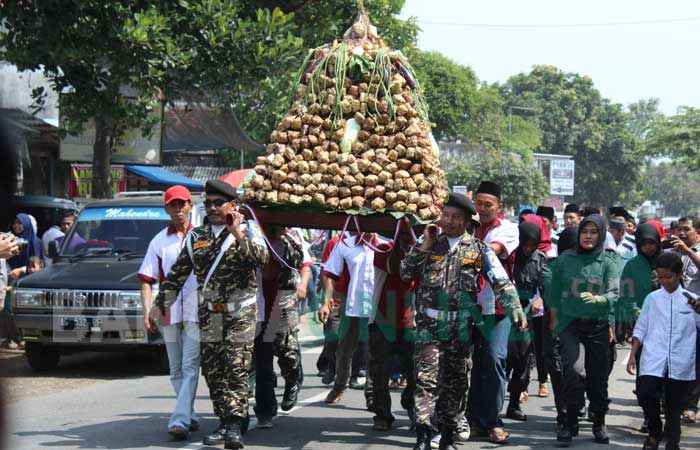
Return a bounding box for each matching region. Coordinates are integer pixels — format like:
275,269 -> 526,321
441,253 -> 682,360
2,316 -> 699,450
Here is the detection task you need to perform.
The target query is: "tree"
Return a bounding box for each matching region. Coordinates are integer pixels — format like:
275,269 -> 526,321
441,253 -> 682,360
646,107 -> 700,170
642,162 -> 700,217
627,98 -> 663,142
408,50 -> 540,156
446,153 -> 549,211
1,0 -> 418,197
500,65 -> 643,207
1,1 -> 302,197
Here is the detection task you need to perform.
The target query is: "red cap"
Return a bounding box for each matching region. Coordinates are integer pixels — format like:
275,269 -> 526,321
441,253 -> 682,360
164,185 -> 192,205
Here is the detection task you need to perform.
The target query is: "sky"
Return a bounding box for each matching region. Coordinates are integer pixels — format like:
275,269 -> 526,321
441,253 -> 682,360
400,0 -> 700,115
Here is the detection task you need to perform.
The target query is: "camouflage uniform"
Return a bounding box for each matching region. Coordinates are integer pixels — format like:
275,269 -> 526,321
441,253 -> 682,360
400,232 -> 522,432
156,221 -> 268,422
254,232 -> 304,417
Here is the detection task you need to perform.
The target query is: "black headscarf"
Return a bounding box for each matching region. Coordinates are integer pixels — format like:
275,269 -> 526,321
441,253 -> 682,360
634,223 -> 662,263
577,214 -> 606,254
558,226 -> 579,254
516,221 -> 541,263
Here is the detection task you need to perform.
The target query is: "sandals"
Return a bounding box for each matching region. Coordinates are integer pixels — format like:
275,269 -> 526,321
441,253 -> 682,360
488,427 -> 510,444
682,410 -> 697,424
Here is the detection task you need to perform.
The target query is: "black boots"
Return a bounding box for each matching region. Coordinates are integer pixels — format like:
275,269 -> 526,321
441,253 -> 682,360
506,401 -> 528,421
438,428 -> 458,450
281,382 -> 300,411
557,416 -> 579,447
202,419 -> 226,446
413,424 -> 432,450
224,416 -> 244,449
592,416 -> 610,444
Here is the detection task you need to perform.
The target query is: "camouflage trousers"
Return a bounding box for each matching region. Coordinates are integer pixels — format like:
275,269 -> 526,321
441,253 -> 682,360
199,305 -> 256,420
368,323 -> 415,424
414,314 -> 473,431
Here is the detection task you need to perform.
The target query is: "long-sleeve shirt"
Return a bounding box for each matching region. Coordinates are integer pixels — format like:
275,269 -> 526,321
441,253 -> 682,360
548,250 -> 620,327
633,286 -> 700,380
400,232 -> 521,319
618,254 -> 655,322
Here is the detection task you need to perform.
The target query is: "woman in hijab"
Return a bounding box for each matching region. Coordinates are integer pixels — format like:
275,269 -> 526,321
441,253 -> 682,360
543,226 -> 579,430
8,213 -> 42,273
504,219 -> 549,422
549,215 -> 621,446
619,223 -> 663,434
520,214 -> 556,258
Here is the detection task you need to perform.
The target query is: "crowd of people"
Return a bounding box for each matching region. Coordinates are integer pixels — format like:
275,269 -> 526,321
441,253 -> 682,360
3,178 -> 699,450
137,179 -> 700,450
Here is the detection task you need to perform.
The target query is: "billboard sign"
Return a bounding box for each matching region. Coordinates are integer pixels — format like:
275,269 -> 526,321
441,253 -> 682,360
550,159 -> 575,196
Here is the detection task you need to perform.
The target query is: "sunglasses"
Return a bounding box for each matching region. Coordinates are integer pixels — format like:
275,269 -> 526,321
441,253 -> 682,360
204,199 -> 229,208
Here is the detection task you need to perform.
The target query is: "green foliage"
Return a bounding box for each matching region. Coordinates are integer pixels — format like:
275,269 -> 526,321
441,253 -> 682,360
642,162 -> 700,217
627,98 -> 663,142
408,49 -> 539,156
501,114 -> 541,158
0,0 -> 417,196
446,153 -> 549,210
501,65 -> 643,207
407,50 -> 477,141
646,107 -> 700,170
227,0 -> 419,150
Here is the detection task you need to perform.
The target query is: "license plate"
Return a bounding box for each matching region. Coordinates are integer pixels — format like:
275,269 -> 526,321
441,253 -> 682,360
60,317 -> 102,330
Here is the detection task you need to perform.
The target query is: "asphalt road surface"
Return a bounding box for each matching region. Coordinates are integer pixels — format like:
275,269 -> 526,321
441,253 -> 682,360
2,316 -> 699,450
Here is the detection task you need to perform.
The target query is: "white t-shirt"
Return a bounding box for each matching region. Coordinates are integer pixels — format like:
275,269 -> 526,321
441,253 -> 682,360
477,219 -> 519,315
322,235 -> 376,318
138,225 -> 198,324
633,286 -> 700,380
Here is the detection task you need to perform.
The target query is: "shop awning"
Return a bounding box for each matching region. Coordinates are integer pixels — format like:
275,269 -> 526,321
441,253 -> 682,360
126,165 -> 204,189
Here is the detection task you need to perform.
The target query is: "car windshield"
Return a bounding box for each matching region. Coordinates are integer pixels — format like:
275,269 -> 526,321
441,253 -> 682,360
59,206 -> 170,256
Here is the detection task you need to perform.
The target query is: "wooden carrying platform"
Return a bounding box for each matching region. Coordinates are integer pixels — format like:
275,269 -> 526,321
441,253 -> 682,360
241,203 -> 426,235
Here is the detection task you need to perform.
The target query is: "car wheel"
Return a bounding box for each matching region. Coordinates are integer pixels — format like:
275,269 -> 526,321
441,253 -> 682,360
25,343 -> 60,372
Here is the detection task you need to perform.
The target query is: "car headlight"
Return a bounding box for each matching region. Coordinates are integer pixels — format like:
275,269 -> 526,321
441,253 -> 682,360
119,292 -> 142,309
15,289 -> 44,307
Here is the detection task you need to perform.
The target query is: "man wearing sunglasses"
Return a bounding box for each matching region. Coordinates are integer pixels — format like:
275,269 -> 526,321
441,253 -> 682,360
155,179 -> 269,449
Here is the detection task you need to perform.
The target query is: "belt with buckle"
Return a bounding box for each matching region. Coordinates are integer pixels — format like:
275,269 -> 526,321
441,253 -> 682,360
422,307 -> 471,321
206,297 -> 256,314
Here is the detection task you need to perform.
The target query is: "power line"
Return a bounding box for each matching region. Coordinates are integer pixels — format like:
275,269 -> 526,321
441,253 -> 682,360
416,16 -> 700,29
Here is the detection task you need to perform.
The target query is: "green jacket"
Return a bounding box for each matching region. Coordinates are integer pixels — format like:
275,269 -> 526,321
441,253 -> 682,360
618,254 -> 654,323
548,249 -> 620,328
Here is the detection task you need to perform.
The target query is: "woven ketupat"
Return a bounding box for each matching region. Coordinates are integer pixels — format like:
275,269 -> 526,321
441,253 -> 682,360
244,9 -> 448,221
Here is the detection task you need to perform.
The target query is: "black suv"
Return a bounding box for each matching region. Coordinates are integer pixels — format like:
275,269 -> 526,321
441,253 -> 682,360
12,195 -> 200,372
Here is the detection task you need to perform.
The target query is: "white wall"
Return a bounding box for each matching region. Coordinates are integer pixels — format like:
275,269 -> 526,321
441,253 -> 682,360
0,63 -> 59,124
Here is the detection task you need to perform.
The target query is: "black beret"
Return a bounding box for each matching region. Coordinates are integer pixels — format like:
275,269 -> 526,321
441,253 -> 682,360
445,192 -> 477,216
609,206 -> 631,220
475,180 -> 501,199
536,206 -> 555,221
205,179 -> 238,200
564,203 -> 580,214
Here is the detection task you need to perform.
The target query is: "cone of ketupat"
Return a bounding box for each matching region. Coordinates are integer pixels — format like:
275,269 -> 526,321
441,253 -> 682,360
243,3 -> 448,222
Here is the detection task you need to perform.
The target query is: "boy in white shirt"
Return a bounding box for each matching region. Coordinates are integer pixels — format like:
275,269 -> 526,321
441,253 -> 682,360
627,252 -> 700,450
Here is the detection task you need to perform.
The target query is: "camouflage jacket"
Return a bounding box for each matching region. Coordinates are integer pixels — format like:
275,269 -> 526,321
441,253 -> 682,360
156,221 -> 269,313
400,232 -> 522,317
